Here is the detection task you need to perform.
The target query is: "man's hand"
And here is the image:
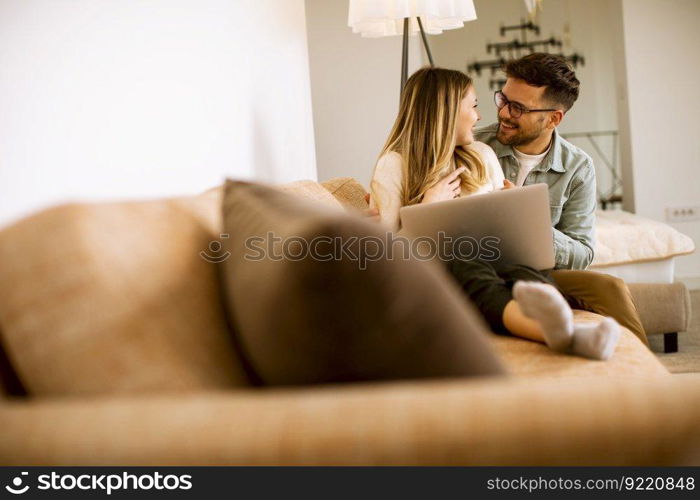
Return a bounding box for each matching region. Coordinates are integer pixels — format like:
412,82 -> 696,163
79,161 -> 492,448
421,166 -> 467,204
502,179 -> 516,190
363,193 -> 380,223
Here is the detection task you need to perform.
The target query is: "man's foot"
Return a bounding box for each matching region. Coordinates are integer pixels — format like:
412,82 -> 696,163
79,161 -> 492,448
571,317 -> 621,360
512,281 -> 574,352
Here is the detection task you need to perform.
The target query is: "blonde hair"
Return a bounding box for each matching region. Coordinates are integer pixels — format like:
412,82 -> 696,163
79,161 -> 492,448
377,67 -> 488,207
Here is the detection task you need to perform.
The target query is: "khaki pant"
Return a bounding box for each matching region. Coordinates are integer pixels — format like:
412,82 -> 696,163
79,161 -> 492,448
551,270 -> 649,347
446,258 -> 649,348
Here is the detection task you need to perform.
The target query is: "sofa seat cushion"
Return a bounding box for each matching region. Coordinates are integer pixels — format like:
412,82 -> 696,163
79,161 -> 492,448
220,180 -> 507,386
492,310 -> 670,378
0,192 -> 252,396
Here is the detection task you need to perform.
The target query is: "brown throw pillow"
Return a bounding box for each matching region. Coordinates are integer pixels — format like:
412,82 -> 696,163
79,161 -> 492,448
221,179 -> 507,386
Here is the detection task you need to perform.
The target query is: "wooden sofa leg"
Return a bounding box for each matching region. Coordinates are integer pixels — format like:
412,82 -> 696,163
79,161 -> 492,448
664,332 -> 678,353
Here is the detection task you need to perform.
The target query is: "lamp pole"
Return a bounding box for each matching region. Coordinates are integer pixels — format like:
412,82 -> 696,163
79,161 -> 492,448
400,17 -> 436,93
401,18 -> 409,93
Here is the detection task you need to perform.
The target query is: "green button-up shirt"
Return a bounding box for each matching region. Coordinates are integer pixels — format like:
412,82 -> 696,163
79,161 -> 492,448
474,123 -> 596,270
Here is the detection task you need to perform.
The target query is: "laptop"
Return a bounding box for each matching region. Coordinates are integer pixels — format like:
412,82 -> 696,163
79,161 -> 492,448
399,183 -> 555,270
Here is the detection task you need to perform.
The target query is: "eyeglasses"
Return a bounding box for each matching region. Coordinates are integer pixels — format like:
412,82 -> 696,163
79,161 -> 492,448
494,90 -> 558,119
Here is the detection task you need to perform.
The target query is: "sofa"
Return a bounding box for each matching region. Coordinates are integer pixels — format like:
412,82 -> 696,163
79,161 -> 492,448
0,177 -> 699,466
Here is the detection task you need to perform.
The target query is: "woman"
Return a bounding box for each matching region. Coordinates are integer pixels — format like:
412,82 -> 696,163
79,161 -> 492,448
370,67 -> 620,360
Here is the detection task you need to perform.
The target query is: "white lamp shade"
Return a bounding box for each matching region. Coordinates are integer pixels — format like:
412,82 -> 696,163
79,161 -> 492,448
348,0 -> 477,38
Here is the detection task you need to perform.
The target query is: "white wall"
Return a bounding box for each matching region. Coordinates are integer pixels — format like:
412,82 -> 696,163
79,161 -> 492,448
305,0 -> 424,186
0,0 -> 316,228
615,0 -> 700,279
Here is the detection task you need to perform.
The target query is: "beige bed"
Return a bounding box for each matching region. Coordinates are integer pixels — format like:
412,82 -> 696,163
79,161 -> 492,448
591,209 -> 695,283
591,209 -> 695,352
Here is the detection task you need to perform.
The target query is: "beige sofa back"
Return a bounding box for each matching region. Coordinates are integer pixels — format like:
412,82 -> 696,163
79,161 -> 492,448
0,189 -> 252,396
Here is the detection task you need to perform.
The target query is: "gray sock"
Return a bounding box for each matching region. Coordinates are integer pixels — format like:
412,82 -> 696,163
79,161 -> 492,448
512,280 -> 574,352
570,317 -> 621,360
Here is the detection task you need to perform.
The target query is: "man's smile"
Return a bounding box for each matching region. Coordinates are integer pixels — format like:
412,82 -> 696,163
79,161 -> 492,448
499,120 -> 519,133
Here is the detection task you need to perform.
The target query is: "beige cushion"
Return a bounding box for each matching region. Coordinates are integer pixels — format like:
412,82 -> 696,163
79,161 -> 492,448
279,180 -> 345,209
593,209 -> 695,267
220,179 -> 506,386
321,177 -> 369,212
0,191 -> 251,396
198,179 -> 343,223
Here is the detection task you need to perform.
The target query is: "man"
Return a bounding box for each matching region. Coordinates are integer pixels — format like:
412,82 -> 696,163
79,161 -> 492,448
475,52 -> 593,270
475,53 -> 648,346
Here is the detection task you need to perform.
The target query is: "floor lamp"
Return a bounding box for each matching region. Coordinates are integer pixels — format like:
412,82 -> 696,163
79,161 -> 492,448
348,0 -> 477,92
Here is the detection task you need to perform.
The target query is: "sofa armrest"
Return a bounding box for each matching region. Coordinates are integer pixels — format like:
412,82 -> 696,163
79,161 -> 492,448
2,375 -> 700,466
628,282 -> 691,335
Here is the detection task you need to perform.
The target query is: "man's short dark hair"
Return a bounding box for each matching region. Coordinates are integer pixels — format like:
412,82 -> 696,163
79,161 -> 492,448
504,53 -> 580,112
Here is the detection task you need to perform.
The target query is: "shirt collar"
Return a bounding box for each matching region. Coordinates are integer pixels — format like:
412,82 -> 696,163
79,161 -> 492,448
493,127 -> 566,173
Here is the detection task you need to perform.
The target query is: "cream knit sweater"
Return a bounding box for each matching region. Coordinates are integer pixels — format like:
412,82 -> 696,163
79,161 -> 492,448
369,141 -> 505,231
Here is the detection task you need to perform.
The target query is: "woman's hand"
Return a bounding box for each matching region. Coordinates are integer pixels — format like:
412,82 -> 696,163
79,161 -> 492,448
502,179 -> 516,190
421,166 -> 467,204
363,193 -> 380,223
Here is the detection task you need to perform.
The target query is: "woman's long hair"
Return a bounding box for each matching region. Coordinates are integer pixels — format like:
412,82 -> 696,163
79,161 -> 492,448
377,67 -> 488,207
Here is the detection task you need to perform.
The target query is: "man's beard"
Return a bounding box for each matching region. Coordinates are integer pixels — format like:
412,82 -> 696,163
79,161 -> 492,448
496,119 -> 543,147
